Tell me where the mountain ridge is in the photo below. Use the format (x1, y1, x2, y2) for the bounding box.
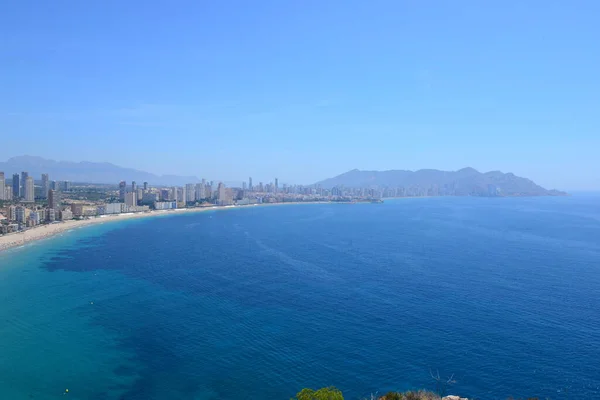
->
(315, 168, 567, 196)
(0, 155, 200, 185)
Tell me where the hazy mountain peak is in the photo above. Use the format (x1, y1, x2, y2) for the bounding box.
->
(457, 167, 479, 174)
(0, 155, 199, 185)
(315, 168, 566, 197)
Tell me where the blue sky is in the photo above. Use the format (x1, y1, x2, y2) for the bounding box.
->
(1, 1, 598, 189)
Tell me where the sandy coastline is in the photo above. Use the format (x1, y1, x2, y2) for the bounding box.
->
(0, 206, 222, 253)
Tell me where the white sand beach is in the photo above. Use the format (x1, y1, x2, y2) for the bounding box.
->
(0, 206, 217, 253)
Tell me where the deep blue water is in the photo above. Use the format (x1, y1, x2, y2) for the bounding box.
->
(1, 197, 599, 400)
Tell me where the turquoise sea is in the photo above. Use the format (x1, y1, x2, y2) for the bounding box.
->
(1, 197, 599, 399)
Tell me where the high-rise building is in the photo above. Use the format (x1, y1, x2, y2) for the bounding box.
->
(20, 172, 29, 197)
(119, 181, 127, 201)
(12, 173, 20, 198)
(185, 184, 195, 202)
(125, 192, 137, 207)
(275, 178, 279, 193)
(132, 181, 137, 193)
(7, 205, 17, 221)
(195, 183, 204, 201)
(249, 177, 253, 192)
(5, 186, 12, 200)
(24, 176, 35, 202)
(217, 182, 227, 204)
(143, 182, 148, 191)
(63, 181, 71, 191)
(142, 192, 159, 204)
(171, 187, 177, 202)
(242, 182, 247, 191)
(41, 174, 49, 199)
(180, 186, 186, 203)
(48, 189, 60, 210)
(0, 172, 5, 201)
(15, 206, 27, 224)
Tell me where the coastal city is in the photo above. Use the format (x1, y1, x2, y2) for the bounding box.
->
(0, 171, 383, 239)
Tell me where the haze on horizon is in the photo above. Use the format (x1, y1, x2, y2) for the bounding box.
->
(1, 1, 598, 191)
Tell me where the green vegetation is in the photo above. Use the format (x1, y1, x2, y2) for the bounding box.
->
(293, 387, 344, 400)
(380, 391, 439, 400)
(292, 388, 439, 400)
(293, 387, 543, 400)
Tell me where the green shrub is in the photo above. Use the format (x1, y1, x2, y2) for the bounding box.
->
(381, 392, 404, 400)
(294, 386, 344, 400)
(401, 391, 439, 400)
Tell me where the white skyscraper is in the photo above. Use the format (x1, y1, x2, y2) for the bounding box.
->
(217, 182, 228, 205)
(125, 192, 137, 207)
(0, 172, 5, 201)
(195, 183, 204, 201)
(48, 189, 60, 210)
(186, 184, 195, 202)
(24, 176, 35, 202)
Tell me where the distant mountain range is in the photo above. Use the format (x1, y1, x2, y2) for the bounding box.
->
(1, 156, 567, 196)
(315, 168, 567, 196)
(0, 156, 200, 186)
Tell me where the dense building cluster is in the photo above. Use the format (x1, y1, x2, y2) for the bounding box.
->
(0, 173, 380, 235)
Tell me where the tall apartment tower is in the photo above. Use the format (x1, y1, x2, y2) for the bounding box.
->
(185, 184, 195, 202)
(195, 183, 204, 200)
(248, 177, 253, 192)
(119, 181, 127, 201)
(217, 182, 227, 203)
(41, 174, 49, 199)
(12, 173, 20, 198)
(125, 192, 137, 207)
(48, 189, 61, 210)
(0, 172, 5, 201)
(24, 176, 35, 202)
(20, 172, 29, 197)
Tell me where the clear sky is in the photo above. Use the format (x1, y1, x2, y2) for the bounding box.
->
(1, 1, 598, 189)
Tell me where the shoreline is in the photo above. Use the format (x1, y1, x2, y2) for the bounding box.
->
(0, 201, 337, 254)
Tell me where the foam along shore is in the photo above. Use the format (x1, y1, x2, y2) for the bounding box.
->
(0, 206, 219, 253)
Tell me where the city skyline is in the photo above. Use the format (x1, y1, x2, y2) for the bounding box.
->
(0, 154, 584, 192)
(2, 2, 599, 190)
(0, 167, 385, 235)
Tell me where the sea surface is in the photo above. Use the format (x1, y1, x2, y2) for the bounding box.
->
(1, 197, 599, 400)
